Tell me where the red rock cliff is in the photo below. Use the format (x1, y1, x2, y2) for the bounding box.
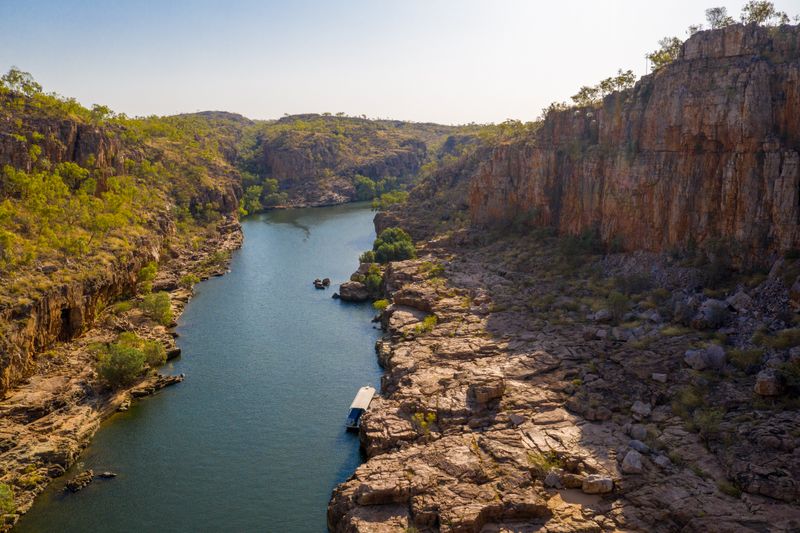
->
(469, 24, 800, 256)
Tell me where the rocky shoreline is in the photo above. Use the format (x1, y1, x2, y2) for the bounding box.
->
(0, 219, 242, 530)
(328, 229, 800, 532)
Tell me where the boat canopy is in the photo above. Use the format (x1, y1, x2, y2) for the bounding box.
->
(349, 386, 376, 410)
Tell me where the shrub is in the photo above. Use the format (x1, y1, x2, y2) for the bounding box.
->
(373, 299, 389, 312)
(607, 291, 629, 323)
(370, 227, 415, 263)
(778, 358, 800, 395)
(765, 329, 800, 350)
(729, 348, 764, 373)
(359, 250, 376, 264)
(414, 315, 438, 335)
(0, 483, 13, 514)
(179, 273, 200, 289)
(96, 344, 146, 388)
(111, 300, 133, 314)
(420, 261, 445, 278)
(526, 451, 565, 477)
(364, 264, 383, 295)
(671, 385, 703, 420)
(137, 261, 157, 294)
(141, 291, 173, 326)
(116, 332, 166, 368)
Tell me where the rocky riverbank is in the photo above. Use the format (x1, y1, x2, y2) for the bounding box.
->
(0, 219, 242, 530)
(329, 228, 800, 532)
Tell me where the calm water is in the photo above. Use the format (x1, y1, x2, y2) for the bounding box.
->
(17, 203, 381, 532)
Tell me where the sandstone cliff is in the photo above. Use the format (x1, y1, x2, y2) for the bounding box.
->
(468, 24, 800, 257)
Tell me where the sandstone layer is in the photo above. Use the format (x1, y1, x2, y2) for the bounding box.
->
(468, 24, 800, 257)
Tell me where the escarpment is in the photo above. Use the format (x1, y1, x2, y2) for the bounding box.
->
(0, 108, 242, 394)
(468, 24, 800, 257)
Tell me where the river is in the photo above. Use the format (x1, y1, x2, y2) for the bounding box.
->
(16, 203, 381, 532)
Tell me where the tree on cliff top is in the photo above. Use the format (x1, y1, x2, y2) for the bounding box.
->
(740, 1, 790, 25)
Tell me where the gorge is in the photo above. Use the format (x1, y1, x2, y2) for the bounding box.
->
(0, 16, 799, 533)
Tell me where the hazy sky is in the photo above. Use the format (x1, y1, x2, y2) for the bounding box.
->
(1, 1, 797, 124)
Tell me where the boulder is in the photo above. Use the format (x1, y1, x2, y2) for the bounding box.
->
(692, 299, 729, 329)
(622, 450, 644, 474)
(339, 281, 370, 302)
(469, 377, 505, 404)
(629, 440, 650, 454)
(684, 345, 726, 370)
(582, 474, 613, 494)
(544, 470, 562, 488)
(631, 400, 651, 419)
(651, 372, 668, 383)
(726, 291, 753, 312)
(754, 369, 783, 396)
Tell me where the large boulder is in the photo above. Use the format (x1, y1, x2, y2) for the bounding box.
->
(338, 281, 370, 302)
(754, 369, 783, 396)
(582, 474, 613, 494)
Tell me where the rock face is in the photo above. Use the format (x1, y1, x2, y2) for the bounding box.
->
(468, 24, 800, 257)
(339, 281, 371, 302)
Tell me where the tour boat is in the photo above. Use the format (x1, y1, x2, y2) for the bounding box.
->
(345, 385, 376, 430)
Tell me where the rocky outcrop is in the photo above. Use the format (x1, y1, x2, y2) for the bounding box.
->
(329, 240, 800, 532)
(468, 24, 800, 258)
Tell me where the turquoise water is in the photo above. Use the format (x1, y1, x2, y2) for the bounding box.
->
(16, 203, 381, 532)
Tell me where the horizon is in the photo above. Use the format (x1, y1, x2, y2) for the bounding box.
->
(1, 0, 798, 125)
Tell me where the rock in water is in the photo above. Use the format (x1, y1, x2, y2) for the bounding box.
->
(65, 470, 93, 492)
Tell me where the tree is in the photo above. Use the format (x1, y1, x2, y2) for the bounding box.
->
(740, 1, 789, 25)
(571, 69, 636, 106)
(706, 7, 735, 29)
(353, 174, 377, 200)
(647, 37, 683, 71)
(96, 344, 146, 387)
(0, 67, 42, 96)
(241, 185, 263, 214)
(370, 227, 416, 263)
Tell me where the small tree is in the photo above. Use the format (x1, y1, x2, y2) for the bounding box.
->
(141, 291, 173, 326)
(0, 67, 42, 96)
(740, 1, 789, 25)
(647, 37, 683, 71)
(706, 7, 735, 29)
(137, 262, 157, 294)
(97, 344, 146, 388)
(0, 483, 14, 514)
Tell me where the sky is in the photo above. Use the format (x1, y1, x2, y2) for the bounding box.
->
(1, 0, 798, 124)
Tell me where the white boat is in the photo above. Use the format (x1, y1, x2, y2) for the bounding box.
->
(345, 385, 376, 430)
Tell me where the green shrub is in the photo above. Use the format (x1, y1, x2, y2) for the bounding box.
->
(526, 451, 565, 477)
(0, 483, 13, 514)
(414, 315, 438, 335)
(111, 300, 133, 314)
(116, 332, 166, 367)
(359, 250, 376, 263)
(672, 385, 703, 420)
(373, 299, 389, 311)
(369, 228, 416, 263)
(364, 264, 383, 295)
(729, 348, 764, 373)
(420, 261, 445, 278)
(179, 273, 200, 289)
(137, 261, 157, 294)
(607, 291, 629, 323)
(141, 291, 173, 326)
(96, 344, 146, 388)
